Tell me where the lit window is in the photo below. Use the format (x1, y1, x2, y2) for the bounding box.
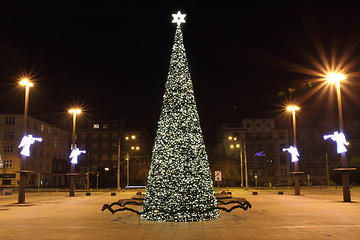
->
(41, 124, 44, 131)
(93, 124, 100, 129)
(103, 124, 109, 129)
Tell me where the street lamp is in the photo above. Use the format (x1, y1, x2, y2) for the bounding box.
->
(68, 108, 81, 196)
(230, 139, 243, 187)
(18, 78, 34, 203)
(125, 135, 139, 187)
(286, 105, 301, 195)
(326, 72, 352, 202)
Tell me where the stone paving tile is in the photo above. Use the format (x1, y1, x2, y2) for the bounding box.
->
(1, 187, 360, 239)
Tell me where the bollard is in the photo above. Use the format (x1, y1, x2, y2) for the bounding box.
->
(252, 192, 258, 195)
(86, 192, 91, 196)
(111, 192, 116, 196)
(278, 191, 284, 195)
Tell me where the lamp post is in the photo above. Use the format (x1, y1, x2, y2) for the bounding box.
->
(326, 73, 351, 202)
(287, 105, 301, 195)
(18, 78, 33, 203)
(68, 108, 81, 196)
(230, 139, 243, 187)
(117, 137, 121, 192)
(125, 135, 139, 187)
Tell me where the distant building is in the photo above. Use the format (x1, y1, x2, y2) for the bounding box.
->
(76, 120, 152, 187)
(215, 119, 291, 186)
(0, 114, 71, 188)
(215, 118, 360, 187)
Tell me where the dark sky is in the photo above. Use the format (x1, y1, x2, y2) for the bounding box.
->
(1, 1, 360, 149)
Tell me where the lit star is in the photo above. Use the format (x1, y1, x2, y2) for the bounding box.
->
(172, 11, 186, 26)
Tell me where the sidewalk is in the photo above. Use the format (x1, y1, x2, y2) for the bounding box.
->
(0, 187, 359, 240)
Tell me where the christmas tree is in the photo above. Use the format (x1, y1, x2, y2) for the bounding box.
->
(142, 11, 219, 222)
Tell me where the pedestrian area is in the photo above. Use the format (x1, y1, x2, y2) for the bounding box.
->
(0, 187, 359, 240)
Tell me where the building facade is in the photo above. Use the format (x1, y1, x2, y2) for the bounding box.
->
(0, 114, 71, 188)
(215, 119, 291, 187)
(76, 120, 152, 188)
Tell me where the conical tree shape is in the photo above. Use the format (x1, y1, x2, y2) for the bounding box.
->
(142, 25, 219, 222)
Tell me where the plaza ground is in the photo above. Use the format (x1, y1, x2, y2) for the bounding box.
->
(0, 186, 359, 240)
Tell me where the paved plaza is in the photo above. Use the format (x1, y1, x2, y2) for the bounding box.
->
(0, 187, 359, 240)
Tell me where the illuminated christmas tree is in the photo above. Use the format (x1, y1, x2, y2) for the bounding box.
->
(142, 11, 219, 222)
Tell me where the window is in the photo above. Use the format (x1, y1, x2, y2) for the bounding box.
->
(40, 150, 43, 157)
(33, 122, 37, 130)
(93, 124, 100, 129)
(92, 134, 98, 140)
(101, 154, 108, 161)
(103, 124, 109, 129)
(54, 129, 57, 136)
(266, 122, 272, 128)
(233, 132, 239, 137)
(256, 144, 263, 152)
(279, 132, 285, 140)
(256, 122, 261, 128)
(266, 144, 273, 152)
(5, 117, 15, 125)
(256, 133, 262, 139)
(54, 153, 57, 158)
(54, 141, 58, 147)
(46, 163, 49, 170)
(268, 169, 274, 177)
(111, 143, 118, 150)
(112, 133, 118, 139)
(280, 156, 287, 165)
(1, 160, 13, 168)
(5, 131, 14, 140)
(4, 146, 13, 154)
(47, 151, 50, 158)
(307, 131, 314, 140)
(281, 169, 288, 177)
(41, 124, 44, 132)
(101, 143, 108, 150)
(266, 132, 273, 139)
(102, 134, 108, 140)
(48, 127, 51, 134)
(245, 132, 252, 139)
(245, 122, 251, 128)
(39, 162, 43, 170)
(91, 143, 98, 150)
(111, 154, 117, 161)
(279, 144, 286, 151)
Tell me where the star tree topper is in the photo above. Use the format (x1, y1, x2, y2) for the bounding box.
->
(172, 11, 186, 26)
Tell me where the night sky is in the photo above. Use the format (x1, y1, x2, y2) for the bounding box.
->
(1, 1, 360, 149)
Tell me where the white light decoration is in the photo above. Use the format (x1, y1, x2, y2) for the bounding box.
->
(69, 148, 86, 164)
(323, 131, 349, 153)
(283, 146, 299, 162)
(18, 135, 43, 157)
(142, 12, 219, 222)
(172, 11, 186, 26)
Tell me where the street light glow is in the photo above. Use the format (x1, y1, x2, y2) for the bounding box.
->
(286, 105, 300, 112)
(68, 108, 81, 114)
(326, 73, 347, 84)
(19, 78, 34, 87)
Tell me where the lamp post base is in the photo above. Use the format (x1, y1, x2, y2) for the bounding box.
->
(15, 170, 33, 204)
(291, 171, 304, 196)
(66, 173, 78, 197)
(334, 168, 357, 202)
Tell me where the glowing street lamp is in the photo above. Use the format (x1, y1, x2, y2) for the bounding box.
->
(325, 72, 352, 202)
(229, 137, 244, 188)
(125, 135, 139, 186)
(286, 105, 301, 195)
(68, 108, 81, 197)
(18, 78, 34, 204)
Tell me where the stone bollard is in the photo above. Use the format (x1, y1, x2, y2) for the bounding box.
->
(278, 191, 284, 195)
(252, 192, 258, 195)
(86, 192, 91, 196)
(111, 192, 116, 196)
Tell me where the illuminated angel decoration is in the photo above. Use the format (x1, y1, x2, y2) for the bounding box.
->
(69, 148, 86, 164)
(18, 135, 43, 157)
(323, 131, 349, 154)
(283, 146, 300, 162)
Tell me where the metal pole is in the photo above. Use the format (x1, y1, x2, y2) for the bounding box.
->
(69, 112, 76, 196)
(243, 139, 249, 190)
(325, 153, 330, 186)
(18, 83, 30, 204)
(96, 173, 99, 189)
(126, 152, 129, 187)
(336, 81, 351, 202)
(240, 149, 243, 188)
(117, 137, 121, 192)
(292, 109, 300, 195)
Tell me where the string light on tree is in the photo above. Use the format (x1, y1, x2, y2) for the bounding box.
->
(142, 12, 219, 222)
